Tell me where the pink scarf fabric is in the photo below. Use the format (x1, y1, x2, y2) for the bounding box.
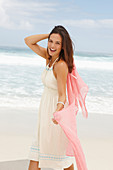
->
(53, 59, 89, 170)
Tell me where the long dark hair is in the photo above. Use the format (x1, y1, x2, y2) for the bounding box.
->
(47, 25, 74, 73)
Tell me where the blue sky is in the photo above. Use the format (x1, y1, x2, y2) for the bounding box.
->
(0, 0, 113, 53)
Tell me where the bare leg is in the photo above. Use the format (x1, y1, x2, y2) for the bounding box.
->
(64, 163, 74, 170)
(28, 160, 41, 170)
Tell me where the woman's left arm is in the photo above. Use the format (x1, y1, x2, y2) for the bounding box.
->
(52, 61, 68, 124)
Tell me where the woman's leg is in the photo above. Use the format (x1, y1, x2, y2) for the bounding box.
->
(64, 163, 74, 170)
(28, 160, 41, 170)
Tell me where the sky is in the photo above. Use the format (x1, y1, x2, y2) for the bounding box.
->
(0, 0, 113, 53)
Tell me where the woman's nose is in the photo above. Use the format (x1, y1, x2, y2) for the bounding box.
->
(51, 43, 55, 48)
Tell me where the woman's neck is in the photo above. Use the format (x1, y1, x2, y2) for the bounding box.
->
(51, 56, 59, 63)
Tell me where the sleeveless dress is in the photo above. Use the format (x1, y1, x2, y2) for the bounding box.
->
(28, 58, 75, 169)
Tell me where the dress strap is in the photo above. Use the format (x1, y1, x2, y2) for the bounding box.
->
(46, 57, 59, 70)
(51, 57, 59, 68)
(47, 59, 51, 66)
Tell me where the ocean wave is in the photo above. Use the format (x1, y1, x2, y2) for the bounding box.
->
(0, 95, 113, 115)
(0, 54, 113, 70)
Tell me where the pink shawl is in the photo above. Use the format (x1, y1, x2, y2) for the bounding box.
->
(53, 59, 89, 170)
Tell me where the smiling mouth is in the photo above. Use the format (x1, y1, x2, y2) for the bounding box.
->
(50, 48, 56, 52)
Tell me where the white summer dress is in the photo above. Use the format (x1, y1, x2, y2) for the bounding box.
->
(28, 57, 75, 170)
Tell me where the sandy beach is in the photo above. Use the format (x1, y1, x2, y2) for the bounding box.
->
(0, 107, 113, 170)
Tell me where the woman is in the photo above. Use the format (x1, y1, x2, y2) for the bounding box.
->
(24, 25, 75, 170)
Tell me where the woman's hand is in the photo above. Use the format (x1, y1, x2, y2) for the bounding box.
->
(52, 118, 58, 125)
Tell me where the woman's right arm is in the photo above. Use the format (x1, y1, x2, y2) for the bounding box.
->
(24, 34, 49, 59)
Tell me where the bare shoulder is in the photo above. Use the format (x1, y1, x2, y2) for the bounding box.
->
(54, 60, 68, 74)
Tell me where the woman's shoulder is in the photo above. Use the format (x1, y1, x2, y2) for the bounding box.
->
(54, 59, 68, 73)
(58, 59, 68, 67)
(56, 58, 66, 65)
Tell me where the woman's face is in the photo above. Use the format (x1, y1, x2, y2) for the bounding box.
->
(47, 33, 62, 58)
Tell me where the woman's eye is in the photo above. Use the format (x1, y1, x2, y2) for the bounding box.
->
(49, 40, 52, 42)
(56, 42, 60, 45)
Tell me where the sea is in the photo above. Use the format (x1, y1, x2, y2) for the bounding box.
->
(0, 46, 113, 115)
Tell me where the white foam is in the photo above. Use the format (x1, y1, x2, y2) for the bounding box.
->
(0, 54, 113, 70)
(0, 54, 45, 66)
(0, 95, 113, 115)
(74, 59, 113, 70)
